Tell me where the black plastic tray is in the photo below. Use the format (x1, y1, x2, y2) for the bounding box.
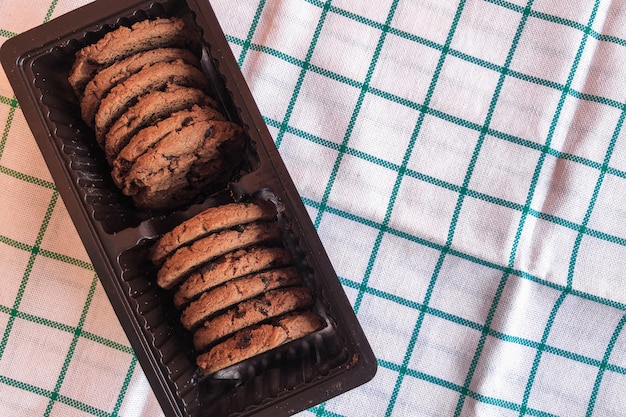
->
(0, 1, 376, 416)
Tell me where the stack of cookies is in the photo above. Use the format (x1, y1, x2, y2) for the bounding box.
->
(149, 200, 325, 375)
(68, 17, 245, 210)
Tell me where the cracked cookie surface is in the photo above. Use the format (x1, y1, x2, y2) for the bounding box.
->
(196, 311, 325, 375)
(173, 246, 293, 308)
(156, 221, 283, 290)
(69, 18, 199, 96)
(192, 286, 314, 349)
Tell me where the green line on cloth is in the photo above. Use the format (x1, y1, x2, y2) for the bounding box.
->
(300, 194, 626, 312)
(0, 300, 132, 355)
(245, 31, 626, 243)
(310, 404, 345, 417)
(314, 401, 328, 416)
(453, 1, 600, 415)
(55, 395, 111, 417)
(313, 1, 397, 415)
(451, 2, 534, 414)
(0, 304, 72, 334)
(221, 4, 626, 412)
(586, 312, 626, 416)
(0, 191, 58, 359)
(378, 359, 560, 417)
(274, 0, 332, 150)
(486, 0, 626, 48)
(395, 0, 532, 411)
(313, 0, 395, 230)
(0, 233, 93, 271)
(111, 355, 138, 416)
(303, 192, 626, 311)
(56, 395, 110, 417)
(339, 273, 626, 375)
(230, 32, 626, 176)
(79, 331, 133, 355)
(43, 0, 58, 23)
(263, 89, 626, 213)
(316, 0, 626, 111)
(0, 165, 57, 189)
(2, 302, 130, 355)
(451, 6, 535, 416)
(0, 374, 52, 399)
(226, 6, 626, 113)
(38, 247, 94, 271)
(0, 284, 133, 415)
(44, 274, 99, 416)
(569, 101, 625, 289)
(317, 0, 400, 324)
(0, 29, 17, 38)
(383, 1, 467, 416)
(344, 0, 400, 314)
(237, 0, 267, 67)
(0, 374, 112, 417)
(0, 234, 32, 252)
(518, 290, 568, 417)
(521, 29, 620, 415)
(0, 95, 19, 106)
(0, 97, 18, 161)
(340, 270, 626, 375)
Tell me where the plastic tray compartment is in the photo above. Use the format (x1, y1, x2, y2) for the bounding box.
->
(0, 0, 376, 416)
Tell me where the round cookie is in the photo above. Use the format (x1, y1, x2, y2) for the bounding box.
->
(150, 200, 277, 265)
(121, 117, 238, 181)
(80, 47, 201, 128)
(111, 104, 225, 189)
(173, 246, 293, 308)
(156, 221, 283, 290)
(69, 17, 200, 96)
(127, 158, 234, 210)
(181, 267, 302, 332)
(191, 286, 314, 349)
(94, 59, 209, 146)
(104, 84, 217, 163)
(196, 311, 325, 375)
(119, 118, 243, 199)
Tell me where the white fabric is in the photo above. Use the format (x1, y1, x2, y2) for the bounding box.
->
(0, 0, 625, 416)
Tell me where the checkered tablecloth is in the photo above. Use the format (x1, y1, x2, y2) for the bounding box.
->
(1, 0, 626, 416)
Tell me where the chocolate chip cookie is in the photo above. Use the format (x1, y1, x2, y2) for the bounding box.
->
(157, 221, 283, 290)
(173, 246, 294, 308)
(150, 200, 278, 264)
(192, 286, 314, 348)
(196, 311, 325, 375)
(81, 47, 201, 129)
(69, 17, 200, 96)
(181, 267, 302, 333)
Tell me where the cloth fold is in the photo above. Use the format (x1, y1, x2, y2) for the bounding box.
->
(0, 0, 625, 416)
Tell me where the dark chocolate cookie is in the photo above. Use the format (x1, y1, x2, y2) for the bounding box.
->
(181, 266, 302, 334)
(69, 18, 200, 97)
(196, 311, 325, 375)
(119, 118, 245, 209)
(156, 221, 283, 290)
(80, 47, 200, 129)
(150, 200, 277, 265)
(104, 84, 217, 163)
(191, 287, 314, 347)
(94, 59, 209, 146)
(110, 104, 225, 190)
(173, 246, 294, 308)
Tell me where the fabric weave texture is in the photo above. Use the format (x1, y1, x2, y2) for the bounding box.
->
(0, 0, 625, 416)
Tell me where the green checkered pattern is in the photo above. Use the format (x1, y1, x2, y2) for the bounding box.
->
(2, 0, 626, 416)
